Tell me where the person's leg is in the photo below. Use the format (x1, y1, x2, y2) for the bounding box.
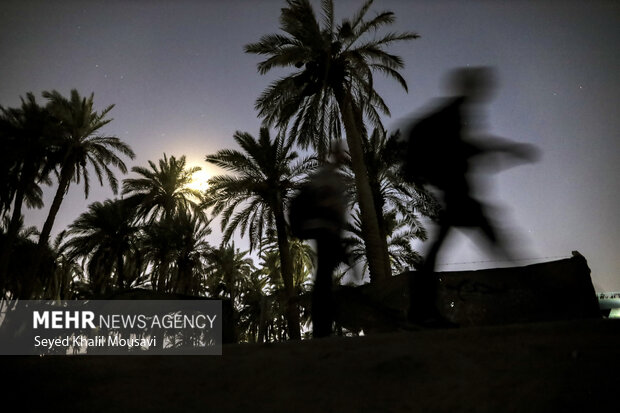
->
(476, 208, 515, 263)
(408, 221, 450, 323)
(423, 221, 450, 273)
(312, 235, 339, 338)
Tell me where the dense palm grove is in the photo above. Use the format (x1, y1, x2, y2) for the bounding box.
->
(0, 0, 438, 342)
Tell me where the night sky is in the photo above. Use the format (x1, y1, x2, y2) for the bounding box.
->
(2, 1, 618, 291)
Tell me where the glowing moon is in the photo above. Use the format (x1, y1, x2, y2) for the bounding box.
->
(186, 169, 210, 192)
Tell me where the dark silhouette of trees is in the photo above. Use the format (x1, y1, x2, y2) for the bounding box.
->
(38, 89, 135, 248)
(122, 154, 204, 223)
(204, 127, 313, 339)
(0, 217, 54, 300)
(342, 128, 439, 274)
(62, 198, 142, 295)
(204, 243, 255, 311)
(120, 154, 210, 295)
(0, 94, 57, 291)
(141, 209, 211, 295)
(345, 209, 424, 276)
(0, 94, 55, 236)
(245, 0, 419, 283)
(48, 231, 84, 300)
(60, 154, 211, 296)
(259, 236, 315, 338)
(0, 3, 451, 341)
(0, 90, 134, 300)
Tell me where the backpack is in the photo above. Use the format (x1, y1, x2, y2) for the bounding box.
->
(401, 99, 462, 188)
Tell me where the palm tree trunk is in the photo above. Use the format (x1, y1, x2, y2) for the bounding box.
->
(274, 202, 301, 340)
(7, 188, 25, 238)
(26, 165, 73, 299)
(372, 179, 392, 277)
(0, 164, 34, 285)
(0, 185, 26, 284)
(258, 294, 267, 343)
(156, 260, 169, 292)
(335, 92, 391, 283)
(116, 251, 125, 290)
(39, 164, 74, 248)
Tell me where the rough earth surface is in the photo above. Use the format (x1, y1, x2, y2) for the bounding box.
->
(4, 318, 618, 412)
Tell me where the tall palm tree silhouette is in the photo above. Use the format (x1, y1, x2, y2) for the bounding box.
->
(204, 243, 254, 308)
(0, 94, 57, 288)
(0, 93, 56, 235)
(345, 128, 439, 271)
(62, 198, 142, 294)
(245, 0, 418, 283)
(39, 89, 135, 248)
(205, 127, 313, 339)
(122, 154, 204, 223)
(123, 154, 210, 294)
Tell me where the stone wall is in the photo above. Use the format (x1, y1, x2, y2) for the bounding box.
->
(333, 251, 601, 332)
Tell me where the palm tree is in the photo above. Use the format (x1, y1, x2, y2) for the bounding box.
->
(256, 249, 289, 341)
(236, 268, 270, 343)
(260, 235, 315, 292)
(345, 209, 425, 276)
(288, 237, 316, 289)
(258, 237, 316, 339)
(122, 154, 208, 294)
(38, 89, 135, 248)
(62, 198, 142, 295)
(204, 243, 254, 307)
(122, 154, 203, 223)
(364, 128, 440, 221)
(0, 94, 57, 285)
(165, 210, 212, 296)
(0, 216, 53, 300)
(0, 224, 55, 300)
(341, 128, 439, 276)
(46, 231, 85, 300)
(1, 215, 39, 241)
(204, 127, 313, 339)
(245, 0, 418, 283)
(139, 218, 175, 293)
(0, 93, 56, 227)
(139, 210, 211, 295)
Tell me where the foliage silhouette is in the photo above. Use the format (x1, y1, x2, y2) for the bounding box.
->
(62, 198, 142, 295)
(0, 94, 58, 290)
(0, 90, 134, 300)
(342, 127, 439, 275)
(245, 0, 419, 283)
(142, 209, 212, 295)
(39, 89, 135, 248)
(205, 127, 314, 339)
(122, 153, 204, 223)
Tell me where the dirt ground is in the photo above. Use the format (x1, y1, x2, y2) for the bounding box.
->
(4, 318, 618, 412)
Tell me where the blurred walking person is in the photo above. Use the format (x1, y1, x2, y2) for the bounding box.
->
(401, 67, 540, 326)
(290, 145, 348, 337)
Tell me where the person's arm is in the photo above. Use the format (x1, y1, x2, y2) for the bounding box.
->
(473, 135, 540, 160)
